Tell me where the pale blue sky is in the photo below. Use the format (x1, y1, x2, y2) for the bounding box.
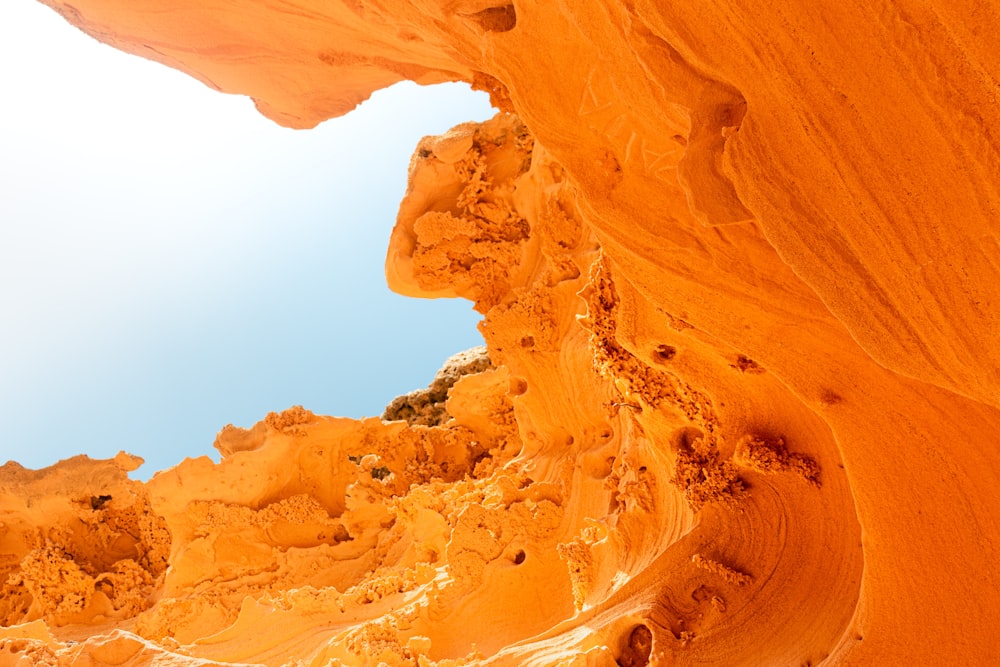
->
(0, 2, 494, 478)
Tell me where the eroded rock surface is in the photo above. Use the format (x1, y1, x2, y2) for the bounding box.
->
(4, 1, 1000, 665)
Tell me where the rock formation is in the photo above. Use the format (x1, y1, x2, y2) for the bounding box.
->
(3, 0, 999, 665)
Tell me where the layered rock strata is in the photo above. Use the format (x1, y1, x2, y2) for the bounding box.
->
(2, 1, 999, 665)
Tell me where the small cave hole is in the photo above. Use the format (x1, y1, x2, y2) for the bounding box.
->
(513, 550, 526, 565)
(90, 495, 112, 510)
(468, 4, 517, 33)
(653, 345, 676, 362)
(520, 335, 535, 348)
(672, 427, 705, 453)
(617, 624, 653, 667)
(509, 377, 528, 396)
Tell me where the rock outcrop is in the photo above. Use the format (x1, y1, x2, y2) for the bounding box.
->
(383, 347, 494, 426)
(3, 1, 999, 665)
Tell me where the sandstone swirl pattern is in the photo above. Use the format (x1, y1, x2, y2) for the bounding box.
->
(2, 1, 999, 665)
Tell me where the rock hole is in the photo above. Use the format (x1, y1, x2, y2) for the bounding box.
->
(509, 377, 528, 396)
(672, 427, 705, 453)
(468, 4, 516, 32)
(653, 345, 676, 362)
(513, 550, 526, 565)
(90, 495, 112, 510)
(617, 624, 652, 667)
(520, 335, 535, 348)
(732, 355, 764, 373)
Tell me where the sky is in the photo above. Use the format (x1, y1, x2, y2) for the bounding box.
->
(0, 1, 496, 479)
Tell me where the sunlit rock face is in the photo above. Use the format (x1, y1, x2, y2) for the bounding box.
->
(3, 0, 999, 664)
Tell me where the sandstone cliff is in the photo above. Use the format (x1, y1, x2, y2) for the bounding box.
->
(2, 1, 999, 665)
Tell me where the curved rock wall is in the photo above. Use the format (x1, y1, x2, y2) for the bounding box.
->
(3, 1, 999, 664)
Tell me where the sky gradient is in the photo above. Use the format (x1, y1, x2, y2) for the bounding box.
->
(0, 1, 496, 478)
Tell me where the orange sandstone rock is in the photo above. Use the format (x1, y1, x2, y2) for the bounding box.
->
(4, 0, 1000, 665)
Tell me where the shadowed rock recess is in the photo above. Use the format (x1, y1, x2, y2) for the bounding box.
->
(3, 1, 999, 664)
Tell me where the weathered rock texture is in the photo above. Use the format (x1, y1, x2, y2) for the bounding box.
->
(383, 347, 494, 426)
(3, 0, 999, 665)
